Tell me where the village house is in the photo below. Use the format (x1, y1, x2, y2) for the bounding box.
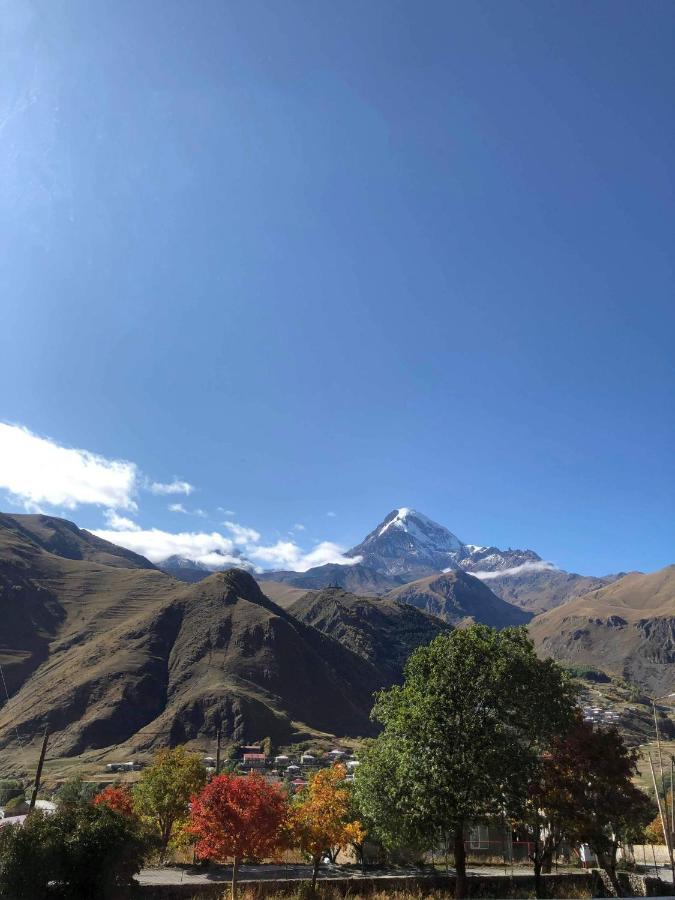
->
(241, 752, 267, 770)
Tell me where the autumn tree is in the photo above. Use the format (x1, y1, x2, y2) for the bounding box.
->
(133, 747, 206, 856)
(645, 792, 672, 843)
(355, 626, 577, 899)
(93, 785, 135, 818)
(289, 764, 364, 892)
(190, 773, 288, 899)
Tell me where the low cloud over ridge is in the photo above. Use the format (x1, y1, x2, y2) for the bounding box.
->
(471, 560, 558, 580)
(1, 421, 363, 575)
(93, 525, 359, 573)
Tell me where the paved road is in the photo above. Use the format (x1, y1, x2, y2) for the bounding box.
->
(137, 862, 581, 887)
(138, 861, 675, 888)
(138, 863, 419, 886)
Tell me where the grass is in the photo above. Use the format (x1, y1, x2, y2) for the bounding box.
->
(184, 884, 596, 900)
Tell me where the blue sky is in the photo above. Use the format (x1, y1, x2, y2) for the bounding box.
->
(1, 0, 673, 576)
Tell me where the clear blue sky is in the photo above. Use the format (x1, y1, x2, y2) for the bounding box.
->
(1, 0, 673, 576)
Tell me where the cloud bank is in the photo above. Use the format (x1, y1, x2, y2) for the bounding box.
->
(92, 525, 358, 573)
(0, 423, 138, 510)
(471, 560, 558, 580)
(1, 421, 357, 575)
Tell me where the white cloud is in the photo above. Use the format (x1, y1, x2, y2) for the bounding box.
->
(247, 540, 360, 573)
(94, 521, 359, 574)
(223, 521, 261, 544)
(0, 422, 138, 511)
(169, 503, 208, 518)
(149, 480, 194, 496)
(92, 527, 242, 568)
(217, 507, 236, 516)
(103, 509, 140, 531)
(326, 511, 337, 518)
(471, 561, 558, 580)
(293, 523, 306, 531)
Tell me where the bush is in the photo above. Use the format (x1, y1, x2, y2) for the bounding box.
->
(57, 803, 146, 898)
(2, 794, 28, 815)
(0, 780, 24, 807)
(0, 811, 59, 898)
(566, 665, 610, 683)
(0, 802, 147, 899)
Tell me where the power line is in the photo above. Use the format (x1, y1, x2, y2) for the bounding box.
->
(0, 661, 28, 753)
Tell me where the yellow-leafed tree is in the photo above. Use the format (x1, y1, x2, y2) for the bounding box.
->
(288, 764, 364, 891)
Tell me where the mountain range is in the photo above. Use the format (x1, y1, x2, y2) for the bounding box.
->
(256, 508, 619, 615)
(0, 508, 672, 777)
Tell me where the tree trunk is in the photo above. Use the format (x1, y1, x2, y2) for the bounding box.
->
(597, 850, 623, 898)
(541, 844, 553, 875)
(530, 831, 543, 899)
(231, 855, 240, 900)
(311, 855, 321, 894)
(454, 822, 467, 899)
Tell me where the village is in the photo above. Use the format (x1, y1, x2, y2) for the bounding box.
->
(101, 744, 361, 795)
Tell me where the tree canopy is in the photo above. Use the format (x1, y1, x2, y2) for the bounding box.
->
(289, 763, 364, 890)
(190, 773, 288, 898)
(133, 746, 206, 853)
(355, 625, 577, 897)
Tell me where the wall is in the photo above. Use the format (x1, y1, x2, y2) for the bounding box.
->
(136, 871, 675, 900)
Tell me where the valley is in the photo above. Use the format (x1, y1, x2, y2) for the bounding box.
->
(0, 508, 672, 784)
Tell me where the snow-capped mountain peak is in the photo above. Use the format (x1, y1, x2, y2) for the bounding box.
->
(347, 508, 465, 578)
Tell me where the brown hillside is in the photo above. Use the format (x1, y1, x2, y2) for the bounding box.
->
(385, 570, 531, 628)
(287, 587, 449, 680)
(257, 581, 314, 608)
(0, 513, 156, 570)
(0, 516, 404, 775)
(483, 568, 613, 614)
(529, 566, 675, 694)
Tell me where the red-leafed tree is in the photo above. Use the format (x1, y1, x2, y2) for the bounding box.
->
(93, 785, 135, 818)
(189, 773, 289, 899)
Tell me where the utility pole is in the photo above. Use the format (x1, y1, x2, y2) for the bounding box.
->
(28, 728, 49, 813)
(653, 700, 666, 793)
(649, 753, 675, 887)
(216, 725, 222, 776)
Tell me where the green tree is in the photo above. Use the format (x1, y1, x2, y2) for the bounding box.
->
(355, 625, 577, 898)
(0, 811, 59, 898)
(0, 803, 146, 899)
(133, 746, 206, 855)
(56, 777, 98, 808)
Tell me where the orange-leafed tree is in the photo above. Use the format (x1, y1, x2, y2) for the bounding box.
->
(288, 764, 365, 892)
(93, 785, 135, 818)
(189, 773, 288, 899)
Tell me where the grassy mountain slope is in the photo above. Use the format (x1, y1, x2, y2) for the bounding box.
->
(287, 587, 449, 681)
(483, 569, 613, 614)
(0, 513, 156, 570)
(0, 516, 419, 774)
(529, 566, 675, 694)
(257, 563, 401, 594)
(385, 570, 532, 628)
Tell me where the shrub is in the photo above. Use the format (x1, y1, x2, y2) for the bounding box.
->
(0, 811, 59, 898)
(57, 802, 146, 899)
(0, 802, 147, 899)
(2, 794, 28, 815)
(0, 779, 24, 807)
